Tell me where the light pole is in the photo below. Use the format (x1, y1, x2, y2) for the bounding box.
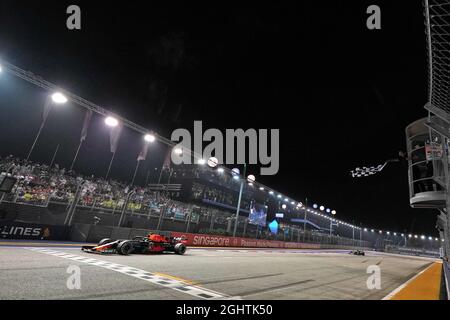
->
(64, 180, 85, 226)
(118, 190, 136, 227)
(157, 147, 181, 185)
(70, 110, 93, 171)
(329, 209, 337, 236)
(131, 133, 155, 185)
(105, 116, 120, 180)
(233, 164, 251, 238)
(359, 223, 363, 247)
(352, 220, 355, 243)
(49, 144, 60, 168)
(130, 163, 140, 185)
(303, 198, 308, 241)
(27, 92, 67, 161)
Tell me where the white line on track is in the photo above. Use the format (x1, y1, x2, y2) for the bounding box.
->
(25, 247, 235, 300)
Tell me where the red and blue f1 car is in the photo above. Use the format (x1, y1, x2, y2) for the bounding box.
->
(81, 233, 187, 255)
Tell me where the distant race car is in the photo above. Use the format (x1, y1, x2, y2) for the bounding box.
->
(349, 250, 365, 256)
(81, 233, 187, 255)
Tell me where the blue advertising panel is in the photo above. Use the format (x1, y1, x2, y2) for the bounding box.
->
(249, 202, 268, 227)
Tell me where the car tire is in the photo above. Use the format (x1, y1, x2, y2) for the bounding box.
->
(117, 240, 133, 255)
(174, 243, 186, 255)
(98, 238, 113, 246)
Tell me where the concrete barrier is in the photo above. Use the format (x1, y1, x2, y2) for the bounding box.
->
(69, 223, 91, 242)
(444, 262, 450, 300)
(129, 228, 152, 239)
(86, 226, 114, 243)
(111, 227, 131, 240)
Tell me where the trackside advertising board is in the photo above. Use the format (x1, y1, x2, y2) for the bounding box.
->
(0, 221, 68, 240)
(170, 232, 320, 249)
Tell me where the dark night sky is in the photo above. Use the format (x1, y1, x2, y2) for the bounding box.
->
(0, 1, 437, 235)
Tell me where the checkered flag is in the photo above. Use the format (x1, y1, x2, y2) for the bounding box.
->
(350, 164, 384, 177)
(350, 159, 399, 178)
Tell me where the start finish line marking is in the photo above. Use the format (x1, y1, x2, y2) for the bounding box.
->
(25, 247, 233, 300)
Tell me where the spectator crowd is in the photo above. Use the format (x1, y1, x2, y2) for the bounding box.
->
(0, 155, 344, 240)
(0, 155, 241, 226)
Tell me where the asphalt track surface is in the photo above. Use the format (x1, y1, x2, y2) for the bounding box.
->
(0, 244, 436, 300)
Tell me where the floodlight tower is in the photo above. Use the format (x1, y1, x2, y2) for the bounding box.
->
(26, 92, 68, 160)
